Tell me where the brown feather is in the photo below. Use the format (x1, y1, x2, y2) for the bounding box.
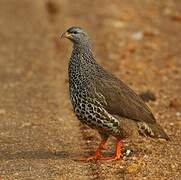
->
(93, 65, 156, 124)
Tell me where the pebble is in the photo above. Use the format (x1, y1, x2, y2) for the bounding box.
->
(21, 122, 32, 128)
(176, 112, 181, 117)
(123, 149, 133, 157)
(127, 163, 139, 173)
(104, 19, 126, 28)
(169, 98, 181, 109)
(111, 20, 126, 28)
(0, 109, 6, 115)
(169, 123, 174, 126)
(131, 31, 143, 41)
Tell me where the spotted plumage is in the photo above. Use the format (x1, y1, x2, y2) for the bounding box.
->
(61, 26, 170, 161)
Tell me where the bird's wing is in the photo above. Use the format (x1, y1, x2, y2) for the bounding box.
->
(93, 68, 156, 124)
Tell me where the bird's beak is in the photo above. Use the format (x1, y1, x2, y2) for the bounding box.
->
(61, 31, 72, 39)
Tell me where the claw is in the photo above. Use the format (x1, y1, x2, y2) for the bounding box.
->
(99, 155, 121, 161)
(99, 140, 123, 161)
(79, 139, 123, 161)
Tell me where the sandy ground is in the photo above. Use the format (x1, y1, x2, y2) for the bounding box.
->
(0, 0, 180, 179)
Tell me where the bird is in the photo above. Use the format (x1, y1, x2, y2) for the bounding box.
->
(61, 26, 170, 161)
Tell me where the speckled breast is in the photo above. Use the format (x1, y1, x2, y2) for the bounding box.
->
(70, 86, 121, 137)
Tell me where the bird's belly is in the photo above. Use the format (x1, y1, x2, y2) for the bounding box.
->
(71, 94, 123, 137)
(73, 100, 100, 129)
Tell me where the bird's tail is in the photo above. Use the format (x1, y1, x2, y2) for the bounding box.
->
(138, 122, 170, 141)
(149, 123, 170, 141)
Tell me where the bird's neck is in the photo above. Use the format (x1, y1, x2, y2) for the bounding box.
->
(70, 42, 96, 67)
(68, 42, 97, 91)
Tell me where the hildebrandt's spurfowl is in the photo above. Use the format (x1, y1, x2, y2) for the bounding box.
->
(61, 26, 170, 161)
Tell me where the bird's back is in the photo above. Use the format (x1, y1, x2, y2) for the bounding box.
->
(93, 64, 156, 124)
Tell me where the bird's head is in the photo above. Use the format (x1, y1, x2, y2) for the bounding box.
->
(61, 26, 90, 45)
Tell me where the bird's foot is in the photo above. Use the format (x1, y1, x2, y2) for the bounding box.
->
(79, 154, 122, 161)
(99, 155, 121, 161)
(99, 139, 123, 161)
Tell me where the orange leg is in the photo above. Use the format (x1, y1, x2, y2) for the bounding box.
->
(80, 139, 108, 161)
(100, 139, 123, 161)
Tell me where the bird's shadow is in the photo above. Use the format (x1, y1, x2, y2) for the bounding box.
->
(0, 149, 74, 161)
(0, 149, 113, 162)
(0, 148, 136, 162)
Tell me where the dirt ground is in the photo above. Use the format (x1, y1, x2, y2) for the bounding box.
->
(0, 0, 180, 179)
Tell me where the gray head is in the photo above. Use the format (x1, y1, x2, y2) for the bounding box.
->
(61, 26, 90, 46)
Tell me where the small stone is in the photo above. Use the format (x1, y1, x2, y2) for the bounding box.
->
(171, 164, 176, 169)
(111, 20, 126, 28)
(126, 43, 139, 53)
(21, 122, 32, 128)
(0, 109, 6, 115)
(123, 149, 133, 157)
(127, 163, 139, 173)
(143, 154, 148, 159)
(46, 1, 60, 16)
(103, 19, 126, 28)
(169, 98, 181, 109)
(169, 123, 174, 126)
(176, 112, 181, 117)
(170, 13, 181, 22)
(143, 29, 159, 37)
(58, 117, 64, 122)
(131, 31, 143, 41)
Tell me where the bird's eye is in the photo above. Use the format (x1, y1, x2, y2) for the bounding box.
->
(72, 31, 78, 34)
